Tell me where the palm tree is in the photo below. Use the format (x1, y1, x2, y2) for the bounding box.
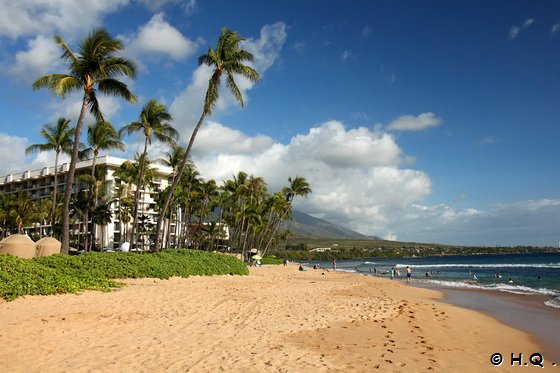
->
(154, 28, 260, 251)
(120, 99, 178, 250)
(83, 120, 124, 204)
(262, 176, 311, 255)
(91, 203, 112, 249)
(9, 191, 36, 234)
(158, 144, 186, 183)
(32, 27, 137, 254)
(25, 117, 75, 236)
(0, 194, 14, 238)
(79, 120, 124, 250)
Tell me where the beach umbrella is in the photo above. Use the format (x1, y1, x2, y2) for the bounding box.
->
(252, 255, 262, 260)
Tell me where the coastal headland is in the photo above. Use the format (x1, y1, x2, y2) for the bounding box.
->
(0, 265, 544, 372)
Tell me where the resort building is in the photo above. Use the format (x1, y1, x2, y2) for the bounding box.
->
(0, 156, 175, 250)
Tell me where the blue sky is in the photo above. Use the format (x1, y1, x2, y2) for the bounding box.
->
(0, 0, 559, 246)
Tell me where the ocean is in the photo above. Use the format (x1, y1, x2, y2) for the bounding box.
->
(315, 252, 560, 309)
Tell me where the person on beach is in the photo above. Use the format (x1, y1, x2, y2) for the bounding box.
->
(332, 260, 336, 271)
(283, 259, 288, 266)
(395, 268, 400, 277)
(406, 266, 412, 283)
(390, 268, 395, 280)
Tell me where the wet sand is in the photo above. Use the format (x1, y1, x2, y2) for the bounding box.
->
(425, 286, 560, 363)
(0, 265, 544, 372)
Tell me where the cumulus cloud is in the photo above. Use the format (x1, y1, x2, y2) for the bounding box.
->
(189, 119, 432, 240)
(385, 112, 443, 132)
(136, 0, 196, 13)
(5, 35, 63, 82)
(193, 121, 274, 157)
(45, 92, 124, 125)
(394, 200, 560, 246)
(509, 18, 535, 40)
(170, 22, 287, 136)
(122, 12, 201, 61)
(0, 133, 31, 175)
(0, 0, 128, 40)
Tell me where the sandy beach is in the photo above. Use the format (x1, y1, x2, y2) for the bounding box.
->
(0, 265, 545, 372)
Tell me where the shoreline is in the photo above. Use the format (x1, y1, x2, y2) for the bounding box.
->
(0, 265, 545, 372)
(413, 282, 560, 362)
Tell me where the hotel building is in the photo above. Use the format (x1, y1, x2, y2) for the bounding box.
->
(0, 156, 175, 249)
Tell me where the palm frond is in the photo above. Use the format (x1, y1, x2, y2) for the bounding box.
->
(97, 78, 137, 103)
(226, 74, 244, 107)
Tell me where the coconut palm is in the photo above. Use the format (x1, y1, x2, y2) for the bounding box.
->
(83, 120, 124, 204)
(32, 27, 137, 254)
(158, 144, 186, 182)
(91, 203, 112, 249)
(9, 191, 36, 234)
(120, 99, 178, 249)
(154, 28, 260, 251)
(25, 117, 75, 236)
(262, 176, 311, 255)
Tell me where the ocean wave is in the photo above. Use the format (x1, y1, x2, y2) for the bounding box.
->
(419, 279, 560, 297)
(544, 298, 560, 309)
(395, 263, 560, 269)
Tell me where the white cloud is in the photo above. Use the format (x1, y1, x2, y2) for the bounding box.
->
(394, 200, 560, 246)
(341, 50, 351, 62)
(46, 93, 123, 125)
(193, 121, 274, 157)
(385, 112, 443, 132)
(170, 22, 287, 137)
(190, 119, 431, 241)
(136, 0, 196, 13)
(477, 136, 496, 145)
(509, 18, 535, 40)
(362, 25, 373, 37)
(0, 133, 31, 175)
(509, 26, 520, 39)
(123, 12, 201, 61)
(5, 35, 63, 82)
(552, 23, 560, 36)
(523, 18, 535, 28)
(0, 0, 129, 40)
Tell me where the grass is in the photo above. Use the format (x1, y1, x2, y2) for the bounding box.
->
(0, 249, 248, 301)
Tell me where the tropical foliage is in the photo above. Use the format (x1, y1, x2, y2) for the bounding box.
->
(154, 27, 260, 251)
(11, 27, 312, 256)
(119, 99, 178, 249)
(0, 250, 248, 301)
(25, 117, 76, 234)
(32, 27, 137, 254)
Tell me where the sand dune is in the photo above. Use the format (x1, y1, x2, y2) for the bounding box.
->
(0, 265, 540, 372)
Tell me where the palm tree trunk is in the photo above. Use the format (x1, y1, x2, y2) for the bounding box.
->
(154, 110, 207, 251)
(262, 207, 291, 257)
(61, 95, 88, 254)
(130, 138, 148, 250)
(51, 151, 59, 236)
(90, 151, 98, 250)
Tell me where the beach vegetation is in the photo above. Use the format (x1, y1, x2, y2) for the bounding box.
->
(119, 99, 178, 250)
(32, 27, 137, 255)
(25, 117, 77, 235)
(0, 249, 248, 301)
(154, 27, 260, 251)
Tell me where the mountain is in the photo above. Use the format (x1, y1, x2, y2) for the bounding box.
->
(282, 210, 381, 240)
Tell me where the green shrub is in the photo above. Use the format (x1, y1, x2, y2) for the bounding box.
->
(261, 257, 284, 265)
(0, 249, 248, 301)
